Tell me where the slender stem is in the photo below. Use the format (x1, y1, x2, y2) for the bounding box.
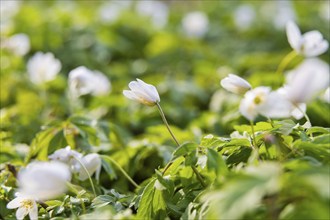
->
(105, 156, 139, 189)
(162, 161, 173, 175)
(156, 103, 180, 147)
(156, 103, 206, 187)
(191, 165, 207, 188)
(250, 121, 258, 149)
(275, 50, 298, 75)
(73, 155, 97, 197)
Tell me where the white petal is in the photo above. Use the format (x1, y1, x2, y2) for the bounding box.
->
(123, 90, 139, 101)
(291, 103, 306, 120)
(239, 96, 257, 121)
(6, 197, 23, 209)
(78, 153, 101, 181)
(304, 40, 328, 57)
(258, 92, 292, 118)
(16, 207, 28, 220)
(221, 74, 251, 95)
(286, 21, 302, 51)
(28, 202, 38, 220)
(136, 78, 160, 102)
(285, 58, 329, 103)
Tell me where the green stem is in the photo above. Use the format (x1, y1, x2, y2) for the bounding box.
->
(73, 155, 97, 197)
(156, 103, 180, 147)
(275, 50, 297, 75)
(250, 121, 258, 149)
(156, 103, 206, 187)
(191, 165, 207, 188)
(104, 156, 139, 189)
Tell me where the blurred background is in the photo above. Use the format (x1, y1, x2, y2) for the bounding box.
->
(1, 0, 329, 146)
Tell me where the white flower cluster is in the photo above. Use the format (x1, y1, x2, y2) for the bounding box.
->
(220, 21, 329, 122)
(68, 66, 111, 98)
(48, 146, 102, 181)
(6, 161, 71, 220)
(7, 147, 101, 220)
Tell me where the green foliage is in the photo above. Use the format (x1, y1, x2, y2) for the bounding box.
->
(1, 1, 329, 220)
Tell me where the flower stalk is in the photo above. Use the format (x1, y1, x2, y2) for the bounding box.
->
(275, 50, 297, 75)
(73, 155, 97, 197)
(156, 103, 206, 187)
(103, 155, 139, 189)
(156, 103, 180, 147)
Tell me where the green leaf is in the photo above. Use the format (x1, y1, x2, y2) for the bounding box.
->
(172, 142, 198, 160)
(137, 179, 156, 220)
(100, 156, 117, 180)
(275, 120, 296, 135)
(207, 148, 228, 176)
(92, 195, 115, 208)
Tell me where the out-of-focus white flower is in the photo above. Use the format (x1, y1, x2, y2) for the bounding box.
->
(220, 74, 252, 95)
(320, 2, 330, 21)
(277, 87, 306, 120)
(0, 1, 20, 21)
(49, 146, 83, 173)
(17, 161, 71, 201)
(239, 87, 291, 121)
(2, 33, 30, 56)
(323, 87, 330, 103)
(7, 193, 38, 220)
(136, 1, 168, 28)
(78, 153, 102, 181)
(27, 52, 62, 85)
(286, 21, 329, 57)
(284, 58, 330, 103)
(92, 71, 112, 96)
(68, 66, 111, 97)
(182, 11, 209, 38)
(273, 1, 295, 29)
(234, 5, 256, 31)
(123, 78, 160, 106)
(99, 1, 131, 23)
(230, 131, 250, 140)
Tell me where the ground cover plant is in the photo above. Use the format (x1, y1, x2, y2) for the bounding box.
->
(1, 1, 329, 220)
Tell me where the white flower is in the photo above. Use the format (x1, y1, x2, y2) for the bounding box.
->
(136, 1, 168, 28)
(0, 1, 20, 21)
(182, 11, 209, 38)
(7, 193, 38, 220)
(99, 1, 131, 23)
(49, 146, 83, 173)
(17, 161, 71, 201)
(277, 87, 306, 120)
(234, 5, 255, 31)
(27, 52, 62, 85)
(273, 1, 295, 29)
(123, 78, 160, 106)
(284, 58, 330, 104)
(78, 153, 102, 181)
(2, 33, 30, 56)
(286, 21, 329, 57)
(220, 74, 252, 95)
(320, 2, 330, 21)
(323, 87, 330, 103)
(239, 87, 291, 121)
(68, 66, 111, 97)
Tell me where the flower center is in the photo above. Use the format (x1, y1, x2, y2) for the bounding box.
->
(21, 200, 33, 209)
(254, 96, 263, 105)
